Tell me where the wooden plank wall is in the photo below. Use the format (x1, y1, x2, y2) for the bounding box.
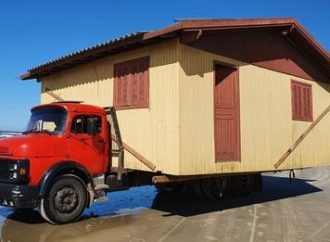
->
(41, 39, 181, 174)
(40, 38, 330, 176)
(178, 42, 330, 175)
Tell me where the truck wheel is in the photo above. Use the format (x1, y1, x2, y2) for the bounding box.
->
(39, 174, 87, 224)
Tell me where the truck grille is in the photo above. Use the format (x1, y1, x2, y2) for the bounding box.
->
(0, 160, 12, 180)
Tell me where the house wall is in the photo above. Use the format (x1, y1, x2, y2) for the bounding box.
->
(178, 42, 330, 175)
(40, 39, 181, 174)
(39, 38, 330, 176)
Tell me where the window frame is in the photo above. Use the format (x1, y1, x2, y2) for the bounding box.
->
(70, 114, 102, 136)
(26, 106, 68, 135)
(113, 56, 150, 109)
(291, 80, 313, 122)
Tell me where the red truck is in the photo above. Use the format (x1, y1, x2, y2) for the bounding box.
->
(0, 102, 261, 224)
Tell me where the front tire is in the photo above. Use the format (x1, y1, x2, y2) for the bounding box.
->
(39, 174, 87, 224)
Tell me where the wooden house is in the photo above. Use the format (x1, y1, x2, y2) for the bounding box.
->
(21, 18, 330, 176)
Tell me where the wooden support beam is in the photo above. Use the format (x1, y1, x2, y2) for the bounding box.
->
(153, 175, 196, 184)
(45, 88, 64, 101)
(274, 104, 330, 169)
(152, 174, 213, 184)
(111, 135, 156, 171)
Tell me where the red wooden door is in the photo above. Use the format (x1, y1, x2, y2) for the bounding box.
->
(214, 65, 240, 161)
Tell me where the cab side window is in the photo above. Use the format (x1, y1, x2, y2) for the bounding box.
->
(71, 115, 102, 135)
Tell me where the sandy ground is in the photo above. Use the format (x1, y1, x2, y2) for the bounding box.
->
(1, 167, 330, 242)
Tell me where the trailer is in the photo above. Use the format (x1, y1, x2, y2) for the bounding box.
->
(0, 18, 328, 224)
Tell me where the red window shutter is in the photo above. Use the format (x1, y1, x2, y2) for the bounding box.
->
(118, 69, 125, 106)
(291, 84, 298, 119)
(122, 74, 128, 106)
(291, 83, 301, 120)
(113, 69, 118, 106)
(113, 56, 149, 109)
(113, 65, 122, 107)
(130, 62, 139, 106)
(303, 87, 308, 119)
(291, 80, 312, 122)
(296, 85, 302, 117)
(138, 57, 149, 107)
(302, 86, 312, 121)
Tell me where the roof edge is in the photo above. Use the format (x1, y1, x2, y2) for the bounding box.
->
(21, 32, 146, 80)
(21, 18, 330, 81)
(144, 17, 297, 39)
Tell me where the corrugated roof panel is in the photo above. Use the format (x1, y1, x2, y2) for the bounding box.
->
(21, 18, 330, 80)
(28, 32, 146, 73)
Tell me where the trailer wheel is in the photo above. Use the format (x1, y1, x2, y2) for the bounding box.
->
(193, 180, 204, 199)
(39, 174, 87, 224)
(200, 179, 215, 200)
(198, 177, 228, 200)
(155, 183, 183, 194)
(232, 175, 252, 196)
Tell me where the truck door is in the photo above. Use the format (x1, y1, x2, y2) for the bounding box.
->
(69, 115, 106, 174)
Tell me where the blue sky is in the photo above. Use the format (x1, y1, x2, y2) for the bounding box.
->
(0, 0, 329, 131)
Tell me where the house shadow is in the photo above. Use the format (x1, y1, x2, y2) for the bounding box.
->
(1, 174, 322, 223)
(151, 175, 322, 217)
(0, 174, 323, 242)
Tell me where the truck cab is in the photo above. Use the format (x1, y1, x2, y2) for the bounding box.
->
(0, 102, 112, 224)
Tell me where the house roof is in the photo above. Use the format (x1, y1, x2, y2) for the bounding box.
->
(21, 18, 330, 80)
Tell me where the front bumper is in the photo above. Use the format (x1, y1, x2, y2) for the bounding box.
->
(0, 183, 38, 208)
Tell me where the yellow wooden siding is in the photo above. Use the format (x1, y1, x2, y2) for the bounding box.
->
(41, 39, 180, 174)
(178, 43, 330, 175)
(40, 38, 330, 176)
(291, 81, 330, 169)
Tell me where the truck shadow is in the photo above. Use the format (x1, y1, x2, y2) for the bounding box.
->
(0, 174, 323, 242)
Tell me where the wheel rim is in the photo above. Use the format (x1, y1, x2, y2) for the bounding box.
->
(54, 186, 79, 213)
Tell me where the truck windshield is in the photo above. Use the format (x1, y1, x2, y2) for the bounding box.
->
(25, 106, 67, 135)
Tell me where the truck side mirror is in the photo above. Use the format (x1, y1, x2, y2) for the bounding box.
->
(87, 117, 98, 136)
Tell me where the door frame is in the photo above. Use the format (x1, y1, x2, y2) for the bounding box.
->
(213, 61, 241, 162)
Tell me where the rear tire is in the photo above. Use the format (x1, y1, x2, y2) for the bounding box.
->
(39, 174, 87, 224)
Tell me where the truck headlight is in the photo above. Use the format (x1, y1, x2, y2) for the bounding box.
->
(12, 172, 18, 179)
(9, 160, 29, 183)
